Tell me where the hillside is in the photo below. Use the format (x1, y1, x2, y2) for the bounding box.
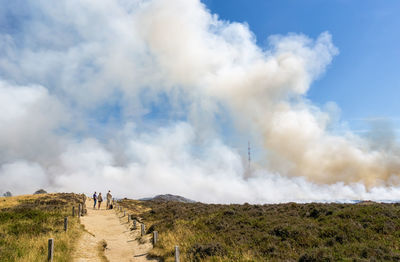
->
(0, 193, 85, 261)
(120, 199, 400, 261)
(3, 193, 400, 261)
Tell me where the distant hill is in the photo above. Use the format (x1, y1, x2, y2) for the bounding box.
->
(139, 194, 195, 203)
(33, 189, 47, 194)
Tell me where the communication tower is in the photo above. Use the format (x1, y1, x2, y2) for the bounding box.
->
(248, 141, 251, 169)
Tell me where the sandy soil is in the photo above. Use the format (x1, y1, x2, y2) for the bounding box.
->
(73, 198, 156, 262)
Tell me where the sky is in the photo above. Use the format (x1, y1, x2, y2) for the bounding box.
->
(203, 0, 400, 133)
(1, 0, 400, 203)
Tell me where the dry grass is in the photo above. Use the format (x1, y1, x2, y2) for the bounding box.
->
(0, 193, 85, 262)
(0, 194, 51, 209)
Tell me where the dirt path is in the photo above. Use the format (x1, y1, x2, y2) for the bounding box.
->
(73, 198, 156, 262)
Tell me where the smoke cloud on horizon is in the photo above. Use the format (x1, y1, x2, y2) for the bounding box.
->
(1, 0, 400, 203)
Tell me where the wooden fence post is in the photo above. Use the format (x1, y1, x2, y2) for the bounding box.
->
(78, 204, 82, 217)
(64, 217, 68, 232)
(141, 224, 145, 236)
(128, 214, 130, 223)
(175, 246, 180, 262)
(48, 238, 54, 262)
(133, 219, 137, 229)
(153, 231, 158, 246)
(72, 206, 75, 216)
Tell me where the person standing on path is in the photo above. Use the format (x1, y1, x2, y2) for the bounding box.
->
(93, 191, 97, 209)
(98, 192, 103, 209)
(106, 190, 112, 209)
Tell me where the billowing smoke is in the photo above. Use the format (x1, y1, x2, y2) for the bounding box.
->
(0, 0, 399, 203)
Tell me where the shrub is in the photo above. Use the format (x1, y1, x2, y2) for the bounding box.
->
(3, 191, 12, 197)
(120, 200, 400, 261)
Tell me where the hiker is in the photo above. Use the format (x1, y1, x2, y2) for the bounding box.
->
(106, 190, 112, 209)
(98, 192, 103, 209)
(93, 191, 97, 209)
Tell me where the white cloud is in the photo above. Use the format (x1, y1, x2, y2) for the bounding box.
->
(0, 0, 399, 202)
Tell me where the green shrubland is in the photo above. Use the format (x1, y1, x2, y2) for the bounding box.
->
(121, 200, 400, 261)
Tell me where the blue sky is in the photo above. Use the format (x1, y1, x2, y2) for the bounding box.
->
(202, 0, 400, 133)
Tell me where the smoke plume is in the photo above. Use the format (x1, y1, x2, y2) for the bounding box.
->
(0, 0, 399, 203)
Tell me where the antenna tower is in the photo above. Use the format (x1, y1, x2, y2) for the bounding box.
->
(248, 141, 251, 169)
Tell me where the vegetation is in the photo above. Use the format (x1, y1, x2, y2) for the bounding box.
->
(120, 199, 400, 261)
(3, 191, 12, 197)
(0, 193, 85, 262)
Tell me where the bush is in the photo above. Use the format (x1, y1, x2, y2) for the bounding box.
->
(2, 191, 12, 197)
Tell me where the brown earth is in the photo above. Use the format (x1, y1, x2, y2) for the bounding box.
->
(73, 198, 157, 262)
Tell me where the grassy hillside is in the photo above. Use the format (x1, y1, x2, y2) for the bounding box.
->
(120, 199, 400, 261)
(0, 193, 85, 262)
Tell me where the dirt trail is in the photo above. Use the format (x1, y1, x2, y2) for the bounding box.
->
(73, 198, 156, 262)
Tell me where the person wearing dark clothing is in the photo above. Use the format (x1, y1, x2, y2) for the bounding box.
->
(93, 192, 97, 209)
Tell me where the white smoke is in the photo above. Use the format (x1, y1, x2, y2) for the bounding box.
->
(0, 0, 399, 203)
